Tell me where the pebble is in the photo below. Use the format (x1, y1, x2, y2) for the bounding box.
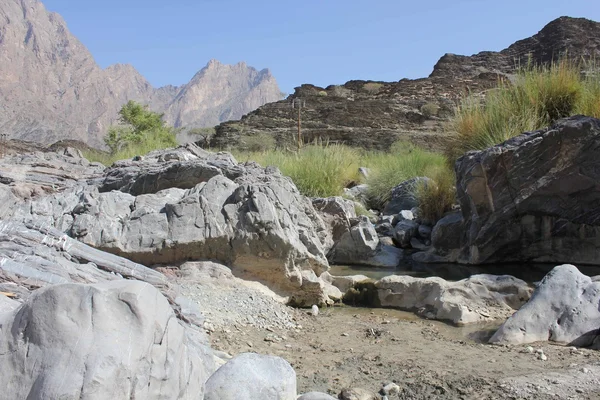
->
(581, 367, 590, 374)
(526, 346, 535, 353)
(341, 333, 349, 337)
(382, 382, 400, 396)
(539, 353, 548, 361)
(311, 305, 319, 316)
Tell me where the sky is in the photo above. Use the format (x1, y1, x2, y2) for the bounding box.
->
(42, 0, 600, 94)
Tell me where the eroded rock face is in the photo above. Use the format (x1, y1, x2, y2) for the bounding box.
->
(10, 144, 335, 306)
(204, 353, 297, 400)
(423, 116, 600, 265)
(375, 274, 532, 325)
(490, 265, 600, 348)
(0, 280, 217, 399)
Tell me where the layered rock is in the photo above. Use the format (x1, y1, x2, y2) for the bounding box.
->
(0, 0, 282, 148)
(490, 265, 600, 348)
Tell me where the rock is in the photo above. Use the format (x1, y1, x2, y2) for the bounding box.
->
(381, 382, 400, 396)
(204, 353, 297, 400)
(375, 221, 395, 237)
(417, 224, 432, 239)
(0, 280, 217, 399)
(410, 237, 429, 250)
(376, 274, 532, 325)
(339, 387, 381, 400)
(312, 304, 319, 316)
(0, 293, 20, 314)
(18, 146, 334, 306)
(298, 392, 337, 400)
(313, 196, 357, 246)
(383, 177, 430, 216)
(490, 265, 600, 348)
(344, 184, 370, 205)
(412, 211, 463, 263)
(328, 216, 402, 268)
(393, 219, 419, 248)
(321, 272, 371, 293)
(454, 116, 600, 265)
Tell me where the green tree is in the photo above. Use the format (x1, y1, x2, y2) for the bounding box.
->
(104, 100, 177, 154)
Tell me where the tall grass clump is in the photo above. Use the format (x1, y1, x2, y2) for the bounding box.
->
(446, 59, 598, 163)
(364, 142, 448, 208)
(415, 168, 456, 224)
(237, 144, 361, 198)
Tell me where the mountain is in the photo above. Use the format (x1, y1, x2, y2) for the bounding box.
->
(0, 0, 283, 148)
(211, 16, 600, 152)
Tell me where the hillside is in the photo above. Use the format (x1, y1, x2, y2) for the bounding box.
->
(0, 0, 282, 148)
(211, 16, 600, 151)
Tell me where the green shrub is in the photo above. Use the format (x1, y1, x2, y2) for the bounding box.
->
(421, 102, 440, 117)
(415, 168, 456, 224)
(364, 143, 447, 208)
(363, 82, 383, 93)
(239, 133, 277, 152)
(446, 60, 599, 163)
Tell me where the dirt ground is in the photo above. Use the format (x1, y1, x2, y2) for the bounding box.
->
(210, 305, 600, 400)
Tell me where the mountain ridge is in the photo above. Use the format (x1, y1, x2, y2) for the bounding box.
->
(0, 0, 283, 148)
(211, 16, 600, 151)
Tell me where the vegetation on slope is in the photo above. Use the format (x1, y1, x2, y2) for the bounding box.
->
(446, 60, 600, 163)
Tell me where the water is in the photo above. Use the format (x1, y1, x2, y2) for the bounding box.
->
(329, 259, 600, 283)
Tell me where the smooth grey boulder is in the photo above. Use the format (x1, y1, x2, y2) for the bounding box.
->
(382, 177, 430, 216)
(0, 280, 217, 400)
(490, 265, 600, 347)
(453, 116, 600, 265)
(376, 274, 532, 325)
(204, 353, 297, 400)
(328, 216, 402, 268)
(298, 392, 337, 400)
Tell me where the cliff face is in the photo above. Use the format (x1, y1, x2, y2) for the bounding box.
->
(212, 17, 600, 151)
(0, 0, 283, 148)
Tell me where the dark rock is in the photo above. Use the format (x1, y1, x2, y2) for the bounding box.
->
(417, 224, 433, 240)
(383, 177, 430, 216)
(393, 219, 419, 248)
(455, 116, 600, 265)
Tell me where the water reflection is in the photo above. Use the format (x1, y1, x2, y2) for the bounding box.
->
(329, 257, 600, 283)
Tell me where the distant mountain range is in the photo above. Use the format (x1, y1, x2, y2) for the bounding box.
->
(212, 16, 600, 151)
(0, 0, 283, 148)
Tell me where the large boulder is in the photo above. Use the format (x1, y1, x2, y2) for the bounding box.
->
(412, 211, 463, 263)
(454, 116, 600, 265)
(16, 145, 336, 306)
(327, 216, 403, 268)
(0, 280, 217, 399)
(382, 177, 430, 216)
(204, 353, 297, 400)
(490, 264, 600, 348)
(376, 274, 532, 325)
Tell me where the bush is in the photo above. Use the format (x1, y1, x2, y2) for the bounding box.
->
(363, 82, 383, 93)
(239, 133, 276, 152)
(421, 102, 440, 117)
(415, 168, 456, 224)
(364, 143, 447, 208)
(446, 60, 599, 163)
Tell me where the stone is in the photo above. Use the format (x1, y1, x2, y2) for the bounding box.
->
(382, 382, 400, 396)
(417, 224, 432, 239)
(454, 116, 600, 265)
(344, 184, 370, 206)
(298, 392, 337, 400)
(383, 177, 430, 216)
(328, 216, 402, 268)
(312, 304, 319, 316)
(321, 272, 371, 293)
(339, 387, 381, 400)
(490, 265, 600, 348)
(204, 353, 297, 400)
(412, 211, 463, 263)
(0, 281, 217, 399)
(393, 219, 419, 248)
(376, 274, 532, 325)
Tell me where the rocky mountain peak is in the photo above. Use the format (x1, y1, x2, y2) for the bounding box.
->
(0, 0, 283, 148)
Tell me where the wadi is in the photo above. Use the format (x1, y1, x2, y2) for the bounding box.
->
(0, 1, 599, 399)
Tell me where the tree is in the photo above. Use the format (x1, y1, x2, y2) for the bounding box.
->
(104, 101, 177, 154)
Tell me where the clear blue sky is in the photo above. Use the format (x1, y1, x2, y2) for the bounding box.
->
(42, 0, 599, 94)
